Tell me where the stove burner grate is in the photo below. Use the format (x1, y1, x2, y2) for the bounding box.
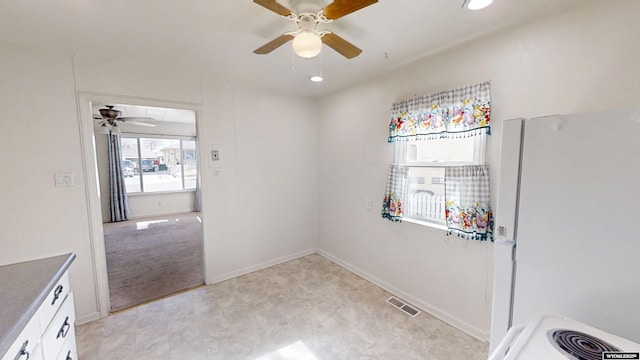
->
(548, 329, 621, 360)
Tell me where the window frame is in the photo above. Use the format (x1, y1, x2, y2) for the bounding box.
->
(121, 133, 198, 195)
(396, 135, 487, 228)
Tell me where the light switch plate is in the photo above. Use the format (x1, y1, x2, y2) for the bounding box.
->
(54, 173, 75, 187)
(208, 145, 221, 168)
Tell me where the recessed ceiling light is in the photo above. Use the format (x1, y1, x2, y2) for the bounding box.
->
(310, 75, 324, 82)
(465, 0, 493, 10)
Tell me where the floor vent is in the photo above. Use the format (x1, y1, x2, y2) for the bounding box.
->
(386, 296, 421, 317)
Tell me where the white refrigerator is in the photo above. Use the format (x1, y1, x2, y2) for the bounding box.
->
(489, 109, 640, 353)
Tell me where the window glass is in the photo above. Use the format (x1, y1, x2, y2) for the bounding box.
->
(182, 140, 197, 190)
(121, 138, 141, 193)
(120, 136, 197, 194)
(407, 137, 476, 163)
(405, 167, 446, 224)
(399, 135, 485, 226)
(140, 138, 182, 192)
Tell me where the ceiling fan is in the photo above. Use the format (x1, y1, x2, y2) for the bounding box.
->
(253, 0, 378, 59)
(93, 105, 158, 131)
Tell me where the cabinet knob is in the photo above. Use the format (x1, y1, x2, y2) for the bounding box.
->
(65, 350, 72, 360)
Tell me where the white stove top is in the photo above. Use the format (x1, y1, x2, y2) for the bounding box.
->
(499, 314, 640, 360)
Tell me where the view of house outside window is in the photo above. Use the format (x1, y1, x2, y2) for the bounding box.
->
(401, 136, 483, 226)
(121, 136, 197, 193)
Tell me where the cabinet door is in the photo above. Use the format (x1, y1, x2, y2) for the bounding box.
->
(41, 293, 75, 359)
(1, 313, 41, 360)
(39, 272, 70, 332)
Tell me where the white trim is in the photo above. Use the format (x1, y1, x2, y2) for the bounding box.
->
(77, 92, 111, 319)
(76, 311, 101, 325)
(402, 216, 448, 231)
(316, 249, 490, 342)
(208, 248, 317, 285)
(126, 189, 196, 197)
(125, 210, 199, 220)
(76, 91, 204, 319)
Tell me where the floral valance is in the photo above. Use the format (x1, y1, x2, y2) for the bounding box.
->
(388, 81, 491, 142)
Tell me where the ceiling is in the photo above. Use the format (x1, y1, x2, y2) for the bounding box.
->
(0, 0, 585, 97)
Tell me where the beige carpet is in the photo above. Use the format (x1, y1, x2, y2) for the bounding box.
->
(103, 212, 204, 312)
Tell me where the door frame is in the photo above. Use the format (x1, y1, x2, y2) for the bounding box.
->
(76, 91, 206, 318)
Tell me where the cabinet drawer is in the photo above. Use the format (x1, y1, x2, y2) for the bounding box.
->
(1, 312, 41, 360)
(38, 272, 70, 332)
(55, 328, 77, 360)
(30, 345, 43, 360)
(41, 293, 75, 359)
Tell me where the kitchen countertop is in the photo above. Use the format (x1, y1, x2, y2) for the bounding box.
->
(0, 253, 76, 356)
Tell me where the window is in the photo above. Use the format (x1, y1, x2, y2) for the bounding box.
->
(121, 136, 198, 194)
(398, 135, 486, 227)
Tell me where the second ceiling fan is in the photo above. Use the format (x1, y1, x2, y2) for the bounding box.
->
(253, 0, 378, 59)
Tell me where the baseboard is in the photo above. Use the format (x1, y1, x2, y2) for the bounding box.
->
(126, 210, 199, 220)
(208, 248, 317, 285)
(76, 311, 101, 325)
(316, 249, 489, 342)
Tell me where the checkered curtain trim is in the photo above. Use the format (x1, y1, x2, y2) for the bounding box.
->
(381, 164, 408, 222)
(445, 165, 493, 241)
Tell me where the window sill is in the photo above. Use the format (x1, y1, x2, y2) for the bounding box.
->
(402, 217, 448, 231)
(127, 189, 196, 197)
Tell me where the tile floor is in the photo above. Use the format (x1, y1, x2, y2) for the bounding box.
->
(76, 254, 489, 360)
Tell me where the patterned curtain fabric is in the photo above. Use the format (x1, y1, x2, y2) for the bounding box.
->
(107, 132, 129, 222)
(381, 164, 408, 222)
(388, 81, 491, 142)
(444, 165, 493, 241)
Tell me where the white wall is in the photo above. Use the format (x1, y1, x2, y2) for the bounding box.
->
(316, 0, 640, 340)
(198, 82, 319, 282)
(2, 0, 638, 339)
(0, 48, 98, 321)
(0, 49, 318, 323)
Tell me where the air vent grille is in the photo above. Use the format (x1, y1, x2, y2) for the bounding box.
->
(386, 296, 421, 317)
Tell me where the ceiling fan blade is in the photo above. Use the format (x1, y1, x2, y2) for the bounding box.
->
(322, 0, 378, 20)
(253, 0, 292, 17)
(254, 34, 294, 54)
(321, 32, 362, 59)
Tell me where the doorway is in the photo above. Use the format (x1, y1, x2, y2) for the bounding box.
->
(78, 94, 206, 315)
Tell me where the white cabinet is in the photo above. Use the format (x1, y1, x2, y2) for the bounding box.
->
(2, 271, 77, 360)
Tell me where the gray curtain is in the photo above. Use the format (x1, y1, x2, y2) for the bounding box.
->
(107, 132, 129, 222)
(193, 175, 201, 212)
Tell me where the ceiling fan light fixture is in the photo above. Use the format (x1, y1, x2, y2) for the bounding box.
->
(292, 31, 322, 59)
(465, 0, 493, 10)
